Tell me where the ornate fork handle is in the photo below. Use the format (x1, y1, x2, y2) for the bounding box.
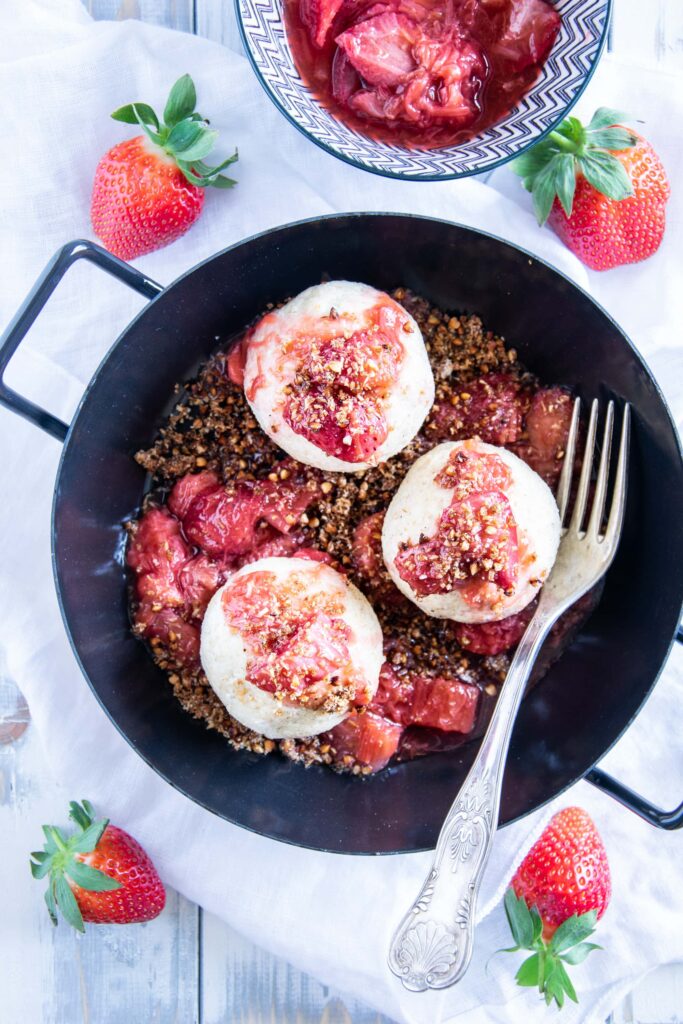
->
(388, 609, 554, 992)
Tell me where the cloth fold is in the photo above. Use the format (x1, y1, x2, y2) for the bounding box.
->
(1, 3, 681, 1022)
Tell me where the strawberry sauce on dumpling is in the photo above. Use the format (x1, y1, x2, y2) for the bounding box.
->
(232, 281, 434, 472)
(382, 439, 561, 622)
(200, 556, 384, 738)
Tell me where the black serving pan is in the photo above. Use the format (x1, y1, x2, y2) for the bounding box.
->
(2, 214, 682, 853)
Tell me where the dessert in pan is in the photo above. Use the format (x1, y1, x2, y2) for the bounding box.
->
(127, 281, 592, 775)
(284, 0, 561, 149)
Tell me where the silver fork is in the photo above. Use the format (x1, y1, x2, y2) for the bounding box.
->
(388, 399, 631, 993)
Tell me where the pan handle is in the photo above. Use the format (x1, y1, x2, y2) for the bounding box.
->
(0, 239, 162, 442)
(586, 626, 683, 830)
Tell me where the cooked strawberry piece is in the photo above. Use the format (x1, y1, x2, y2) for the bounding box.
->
(332, 49, 360, 104)
(178, 554, 224, 617)
(370, 663, 415, 723)
(326, 711, 403, 771)
(293, 547, 338, 566)
(257, 466, 323, 534)
(226, 340, 247, 388)
(284, 328, 403, 463)
(134, 605, 201, 669)
(249, 610, 358, 705)
(435, 446, 513, 491)
(348, 88, 388, 120)
(299, 393, 387, 463)
(127, 507, 188, 577)
(222, 569, 366, 707)
(183, 484, 268, 557)
(407, 39, 483, 121)
(513, 386, 573, 488)
(395, 489, 519, 596)
(428, 373, 529, 445)
(127, 507, 191, 608)
(183, 468, 321, 558)
(235, 533, 303, 567)
(336, 13, 419, 88)
(454, 600, 536, 655)
(341, 25, 483, 128)
(408, 675, 479, 732)
(351, 512, 406, 607)
(371, 664, 478, 733)
(301, 0, 345, 47)
(493, 0, 560, 72)
(168, 470, 221, 520)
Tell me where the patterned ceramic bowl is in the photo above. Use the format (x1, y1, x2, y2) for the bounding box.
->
(236, 0, 611, 180)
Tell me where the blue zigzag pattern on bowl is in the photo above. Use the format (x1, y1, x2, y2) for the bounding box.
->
(239, 0, 609, 180)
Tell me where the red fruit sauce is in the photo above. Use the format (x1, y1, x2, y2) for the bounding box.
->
(284, 0, 561, 150)
(395, 446, 519, 598)
(220, 569, 369, 707)
(284, 323, 404, 462)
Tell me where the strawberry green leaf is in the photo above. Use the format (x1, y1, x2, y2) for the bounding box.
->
(515, 952, 542, 987)
(530, 904, 544, 945)
(560, 941, 602, 965)
(44, 883, 58, 926)
(196, 151, 239, 175)
(543, 959, 565, 1007)
(67, 860, 122, 892)
(208, 174, 238, 189)
(588, 107, 628, 131)
(579, 151, 634, 201)
(111, 102, 160, 129)
(549, 910, 598, 954)
(554, 153, 577, 216)
(555, 961, 578, 1003)
(69, 801, 93, 831)
(81, 799, 96, 820)
(176, 130, 219, 163)
(30, 854, 52, 879)
(42, 825, 59, 853)
(163, 74, 197, 128)
(70, 819, 108, 854)
(166, 119, 204, 153)
(504, 888, 535, 949)
(54, 874, 85, 933)
(132, 106, 164, 147)
(586, 127, 638, 150)
(547, 980, 565, 1008)
(530, 157, 562, 225)
(512, 141, 555, 182)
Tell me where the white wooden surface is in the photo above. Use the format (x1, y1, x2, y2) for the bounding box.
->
(3, 2, 683, 1022)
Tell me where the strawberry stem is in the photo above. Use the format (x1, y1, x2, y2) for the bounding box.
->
(547, 131, 579, 154)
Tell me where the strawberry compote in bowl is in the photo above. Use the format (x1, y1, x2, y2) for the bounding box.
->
(236, 0, 611, 179)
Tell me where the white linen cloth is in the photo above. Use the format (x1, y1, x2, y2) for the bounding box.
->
(1, 2, 682, 1021)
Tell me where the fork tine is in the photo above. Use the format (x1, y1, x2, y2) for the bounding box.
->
(569, 398, 599, 533)
(604, 403, 631, 548)
(587, 401, 614, 538)
(556, 397, 581, 525)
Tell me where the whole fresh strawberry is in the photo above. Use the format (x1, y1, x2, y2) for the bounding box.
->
(501, 807, 611, 1008)
(513, 107, 669, 270)
(91, 74, 237, 260)
(30, 799, 166, 931)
